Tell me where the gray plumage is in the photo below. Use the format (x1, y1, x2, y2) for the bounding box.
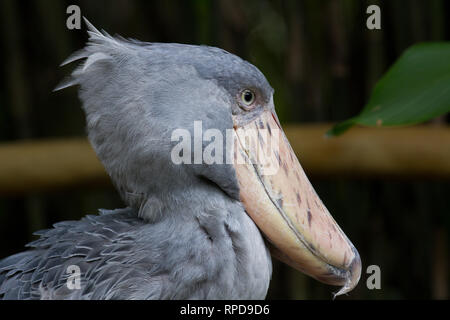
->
(0, 20, 273, 299)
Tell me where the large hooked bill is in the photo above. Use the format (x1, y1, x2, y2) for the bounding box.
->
(232, 109, 361, 297)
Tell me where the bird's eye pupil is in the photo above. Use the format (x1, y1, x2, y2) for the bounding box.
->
(241, 90, 255, 106)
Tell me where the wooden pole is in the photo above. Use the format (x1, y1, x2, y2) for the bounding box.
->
(0, 138, 110, 195)
(285, 124, 450, 179)
(0, 124, 449, 195)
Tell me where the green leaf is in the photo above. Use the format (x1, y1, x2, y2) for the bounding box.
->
(328, 42, 450, 136)
(325, 118, 357, 137)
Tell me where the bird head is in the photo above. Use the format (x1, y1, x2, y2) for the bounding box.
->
(56, 19, 361, 296)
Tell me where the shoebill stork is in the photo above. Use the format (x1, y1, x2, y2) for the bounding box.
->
(0, 20, 361, 299)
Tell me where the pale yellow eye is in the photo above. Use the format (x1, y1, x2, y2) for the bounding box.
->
(241, 89, 255, 106)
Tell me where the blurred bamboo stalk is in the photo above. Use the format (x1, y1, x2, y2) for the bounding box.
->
(432, 227, 448, 299)
(1, 0, 46, 232)
(0, 124, 449, 195)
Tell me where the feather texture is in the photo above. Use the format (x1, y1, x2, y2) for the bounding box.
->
(0, 202, 271, 299)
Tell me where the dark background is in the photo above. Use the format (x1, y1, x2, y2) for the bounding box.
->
(0, 0, 449, 299)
